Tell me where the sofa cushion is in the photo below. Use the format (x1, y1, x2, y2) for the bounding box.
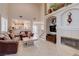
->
(0, 33, 11, 40)
(0, 37, 5, 40)
(20, 31, 26, 37)
(28, 31, 34, 37)
(4, 33, 11, 40)
(25, 31, 28, 37)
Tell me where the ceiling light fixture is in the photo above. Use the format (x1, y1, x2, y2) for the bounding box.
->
(19, 16, 23, 18)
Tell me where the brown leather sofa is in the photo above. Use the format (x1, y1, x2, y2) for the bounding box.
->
(0, 40, 18, 56)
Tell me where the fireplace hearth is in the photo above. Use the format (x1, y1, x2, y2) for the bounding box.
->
(61, 37, 79, 50)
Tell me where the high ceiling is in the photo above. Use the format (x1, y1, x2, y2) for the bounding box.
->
(8, 3, 42, 21)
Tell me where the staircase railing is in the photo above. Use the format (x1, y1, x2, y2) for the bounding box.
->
(36, 30, 45, 40)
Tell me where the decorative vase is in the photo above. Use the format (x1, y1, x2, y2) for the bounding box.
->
(48, 8, 52, 14)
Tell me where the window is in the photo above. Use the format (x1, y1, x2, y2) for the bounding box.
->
(1, 17, 8, 32)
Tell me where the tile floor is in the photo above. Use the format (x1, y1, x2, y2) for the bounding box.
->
(6, 39, 79, 56)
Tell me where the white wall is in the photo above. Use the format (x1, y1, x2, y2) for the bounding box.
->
(46, 4, 79, 45)
(57, 4, 79, 45)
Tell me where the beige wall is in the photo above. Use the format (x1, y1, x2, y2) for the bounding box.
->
(9, 3, 41, 21)
(0, 3, 8, 18)
(8, 3, 44, 31)
(0, 3, 45, 34)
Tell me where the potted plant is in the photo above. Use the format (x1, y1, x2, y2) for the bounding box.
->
(49, 3, 59, 11)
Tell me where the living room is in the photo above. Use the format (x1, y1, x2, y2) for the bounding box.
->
(0, 3, 46, 56)
(0, 3, 79, 56)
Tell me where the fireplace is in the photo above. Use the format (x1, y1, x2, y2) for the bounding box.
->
(61, 37, 79, 50)
(50, 25, 56, 32)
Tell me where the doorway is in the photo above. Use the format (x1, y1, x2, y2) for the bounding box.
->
(33, 23, 44, 39)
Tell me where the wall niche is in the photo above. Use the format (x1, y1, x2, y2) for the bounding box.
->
(47, 16, 56, 33)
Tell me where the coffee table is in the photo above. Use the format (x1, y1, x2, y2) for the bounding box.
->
(22, 36, 37, 46)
